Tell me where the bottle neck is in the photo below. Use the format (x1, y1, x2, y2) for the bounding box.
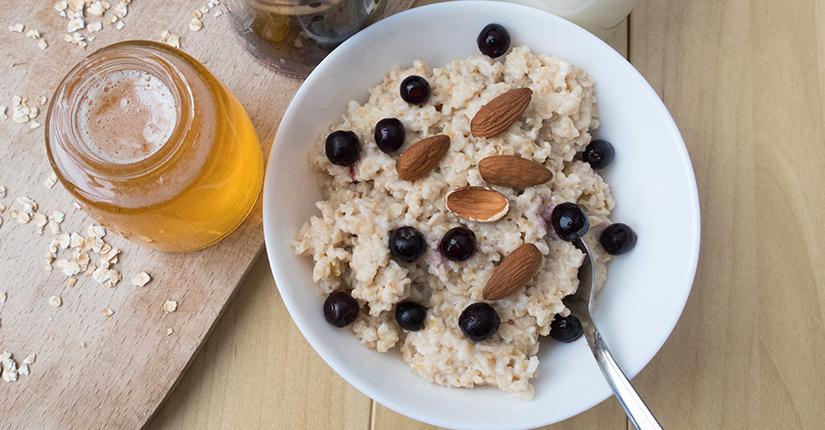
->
(47, 41, 194, 180)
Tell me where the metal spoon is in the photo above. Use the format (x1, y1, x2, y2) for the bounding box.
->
(568, 238, 663, 430)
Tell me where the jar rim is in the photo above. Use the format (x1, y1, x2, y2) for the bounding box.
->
(46, 40, 195, 180)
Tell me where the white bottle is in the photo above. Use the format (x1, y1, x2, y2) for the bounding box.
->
(497, 0, 638, 40)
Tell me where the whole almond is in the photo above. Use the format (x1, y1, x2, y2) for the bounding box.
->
(478, 155, 553, 188)
(396, 134, 450, 181)
(483, 243, 543, 300)
(445, 186, 509, 222)
(471, 88, 533, 138)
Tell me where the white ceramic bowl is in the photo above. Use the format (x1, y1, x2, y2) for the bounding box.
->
(263, 2, 700, 429)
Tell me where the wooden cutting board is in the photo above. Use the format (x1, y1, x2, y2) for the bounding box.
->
(0, 1, 304, 428)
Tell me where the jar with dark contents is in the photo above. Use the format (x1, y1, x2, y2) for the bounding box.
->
(225, 0, 404, 77)
(46, 41, 263, 253)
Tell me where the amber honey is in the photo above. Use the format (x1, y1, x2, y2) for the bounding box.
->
(46, 41, 263, 253)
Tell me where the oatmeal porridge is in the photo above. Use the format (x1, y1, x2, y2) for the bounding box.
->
(291, 45, 615, 399)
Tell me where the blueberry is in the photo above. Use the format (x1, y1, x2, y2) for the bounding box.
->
(551, 202, 590, 242)
(459, 302, 500, 341)
(389, 226, 426, 263)
(477, 23, 511, 58)
(439, 226, 476, 262)
(325, 130, 360, 166)
(600, 223, 637, 255)
(323, 291, 359, 328)
(582, 139, 615, 169)
(374, 118, 406, 153)
(400, 75, 431, 105)
(549, 314, 583, 342)
(395, 301, 427, 331)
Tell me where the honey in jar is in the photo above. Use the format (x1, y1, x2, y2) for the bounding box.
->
(46, 41, 263, 253)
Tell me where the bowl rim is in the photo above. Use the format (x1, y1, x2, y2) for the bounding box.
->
(263, 2, 701, 428)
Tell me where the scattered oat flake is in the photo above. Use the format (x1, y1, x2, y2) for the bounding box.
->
(67, 17, 85, 32)
(16, 211, 31, 224)
(45, 173, 58, 189)
(26, 30, 40, 38)
(88, 2, 104, 16)
(17, 364, 29, 376)
(166, 34, 180, 48)
(189, 18, 203, 32)
(22, 355, 35, 365)
(70, 232, 84, 248)
(87, 224, 106, 238)
(30, 121, 41, 129)
(8, 23, 24, 33)
(9, 210, 18, 218)
(49, 295, 62, 307)
(104, 247, 119, 261)
(2, 360, 18, 382)
(109, 269, 121, 285)
(0, 186, 5, 197)
(58, 233, 70, 249)
(34, 213, 47, 227)
(164, 300, 178, 313)
(92, 266, 111, 284)
(214, 9, 223, 17)
(0, 292, 6, 304)
(116, 21, 125, 30)
(132, 271, 151, 287)
(88, 21, 102, 32)
(0, 204, 5, 213)
(73, 200, 82, 209)
(37, 96, 47, 105)
(200, 6, 209, 14)
(38, 38, 49, 50)
(102, 308, 114, 317)
(67, 277, 77, 287)
(107, 15, 118, 24)
(166, 328, 174, 336)
(114, 1, 128, 17)
(68, 0, 84, 11)
(55, 0, 69, 11)
(193, 10, 202, 18)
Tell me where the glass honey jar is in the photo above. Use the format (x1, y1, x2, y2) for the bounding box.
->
(46, 41, 263, 253)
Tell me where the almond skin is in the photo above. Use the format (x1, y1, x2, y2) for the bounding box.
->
(445, 186, 509, 222)
(396, 134, 450, 181)
(482, 243, 543, 300)
(471, 88, 533, 138)
(478, 155, 553, 188)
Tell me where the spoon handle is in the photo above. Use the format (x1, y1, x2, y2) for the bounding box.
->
(587, 329, 663, 430)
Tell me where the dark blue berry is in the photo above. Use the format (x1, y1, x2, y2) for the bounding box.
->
(582, 139, 615, 169)
(551, 202, 590, 241)
(400, 75, 431, 105)
(323, 291, 359, 328)
(459, 302, 500, 341)
(549, 314, 583, 342)
(600, 223, 637, 255)
(374, 118, 406, 153)
(395, 301, 427, 331)
(440, 227, 476, 262)
(477, 24, 510, 58)
(389, 226, 426, 263)
(325, 130, 360, 166)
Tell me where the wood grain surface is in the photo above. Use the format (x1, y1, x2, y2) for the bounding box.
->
(0, 1, 300, 429)
(150, 0, 825, 429)
(5, 0, 825, 429)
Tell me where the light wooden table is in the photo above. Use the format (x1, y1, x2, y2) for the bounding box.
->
(3, 0, 822, 428)
(148, 0, 825, 428)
